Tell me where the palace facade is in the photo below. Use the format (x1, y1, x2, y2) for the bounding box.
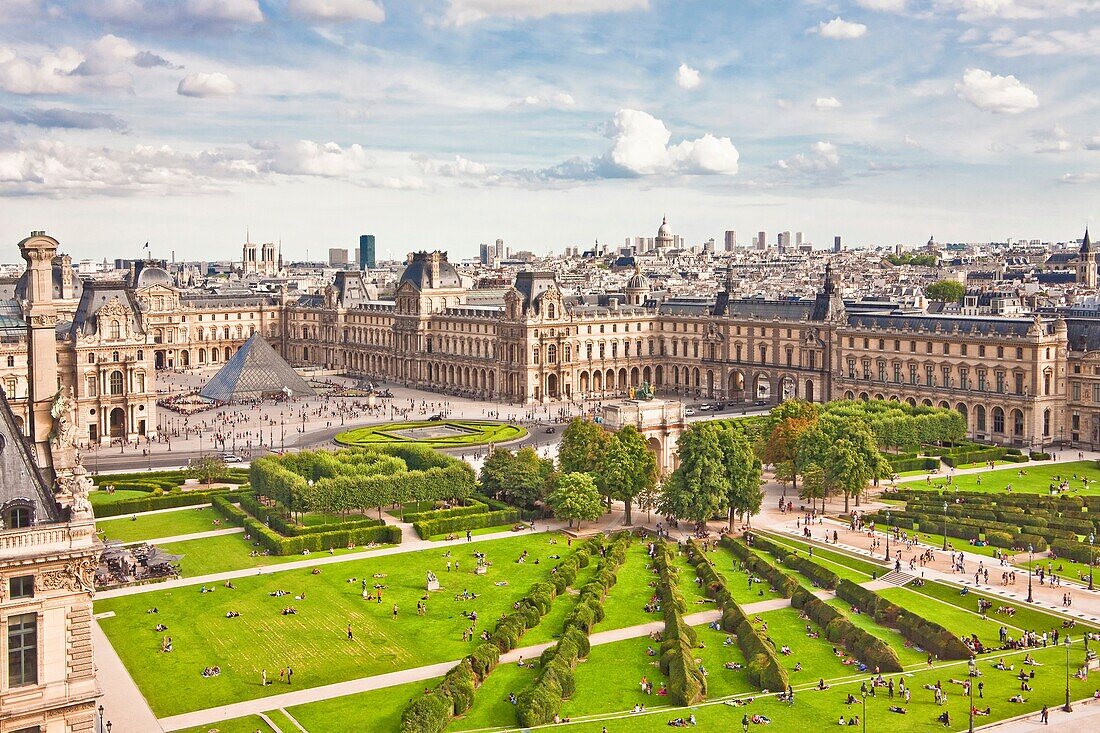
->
(0, 232, 1097, 451)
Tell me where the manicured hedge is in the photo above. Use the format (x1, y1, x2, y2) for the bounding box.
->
(888, 456, 940, 473)
(835, 579, 971, 660)
(1051, 539, 1096, 565)
(791, 587, 902, 673)
(403, 501, 489, 524)
(724, 537, 798, 597)
(694, 538, 788, 693)
(517, 534, 630, 727)
(746, 534, 839, 590)
(237, 494, 384, 536)
(941, 447, 1007, 467)
(211, 495, 401, 553)
(413, 509, 523, 539)
(400, 538, 602, 733)
(654, 542, 707, 706)
(93, 489, 238, 518)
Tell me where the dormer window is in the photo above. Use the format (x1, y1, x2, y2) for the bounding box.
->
(2, 501, 33, 529)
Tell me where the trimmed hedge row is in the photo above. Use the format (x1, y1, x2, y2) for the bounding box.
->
(835, 579, 971, 661)
(211, 495, 401, 553)
(400, 538, 602, 733)
(941, 447, 1008, 467)
(403, 501, 489, 524)
(655, 542, 707, 707)
(517, 533, 631, 727)
(695, 538, 789, 693)
(93, 488, 238, 518)
(412, 509, 523, 539)
(888, 456, 940, 473)
(724, 536, 798, 597)
(747, 534, 839, 590)
(790, 587, 902, 673)
(237, 494, 384, 536)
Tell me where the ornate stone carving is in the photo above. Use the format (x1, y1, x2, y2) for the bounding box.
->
(28, 313, 58, 327)
(49, 386, 78, 449)
(37, 557, 96, 594)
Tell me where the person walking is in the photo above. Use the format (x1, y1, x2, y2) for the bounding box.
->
(346, 624, 353, 640)
(287, 666, 293, 685)
(1040, 705, 1049, 724)
(261, 668, 268, 686)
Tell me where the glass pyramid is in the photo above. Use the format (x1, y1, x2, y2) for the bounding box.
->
(198, 334, 317, 402)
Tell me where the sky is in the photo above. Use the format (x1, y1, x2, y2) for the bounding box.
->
(0, 0, 1097, 261)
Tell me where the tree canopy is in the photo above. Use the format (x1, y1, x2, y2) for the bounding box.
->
(548, 472, 604, 529)
(924, 279, 966, 303)
(597, 424, 657, 526)
(557, 418, 610, 475)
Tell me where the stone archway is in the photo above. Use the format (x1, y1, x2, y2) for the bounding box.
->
(729, 370, 746, 402)
(805, 380, 815, 402)
(780, 375, 797, 401)
(109, 407, 126, 439)
(753, 373, 771, 401)
(547, 373, 559, 399)
(646, 436, 665, 473)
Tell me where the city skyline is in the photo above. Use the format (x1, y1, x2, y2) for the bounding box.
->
(0, 1, 1097, 259)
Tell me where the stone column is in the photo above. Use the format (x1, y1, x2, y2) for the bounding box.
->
(18, 231, 61, 476)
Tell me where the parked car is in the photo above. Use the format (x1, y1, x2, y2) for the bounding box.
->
(221, 453, 243, 463)
(428, 413, 445, 421)
(753, 399, 768, 407)
(697, 404, 712, 411)
(544, 427, 556, 434)
(684, 408, 697, 416)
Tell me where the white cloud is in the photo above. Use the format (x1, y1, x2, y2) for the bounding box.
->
(184, 0, 263, 23)
(954, 68, 1038, 114)
(777, 141, 841, 175)
(272, 140, 367, 176)
(1061, 172, 1100, 184)
(513, 92, 576, 108)
(939, 0, 1099, 22)
(1085, 135, 1100, 151)
(856, 0, 907, 10)
(414, 154, 488, 177)
(524, 109, 739, 180)
(0, 35, 171, 95)
(980, 28, 1100, 57)
(675, 64, 701, 90)
(177, 71, 240, 98)
(1032, 124, 1074, 154)
(813, 17, 868, 40)
(380, 175, 427, 190)
(288, 0, 385, 22)
(812, 96, 842, 110)
(444, 0, 648, 25)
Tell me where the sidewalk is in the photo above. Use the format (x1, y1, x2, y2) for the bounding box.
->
(92, 619, 162, 733)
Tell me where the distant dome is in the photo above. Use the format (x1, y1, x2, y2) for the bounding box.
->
(626, 267, 650, 291)
(135, 265, 172, 287)
(398, 251, 463, 290)
(657, 216, 671, 238)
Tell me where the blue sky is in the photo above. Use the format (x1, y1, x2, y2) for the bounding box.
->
(0, 0, 1096, 261)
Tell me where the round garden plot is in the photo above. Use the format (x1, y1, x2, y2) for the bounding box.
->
(334, 419, 527, 448)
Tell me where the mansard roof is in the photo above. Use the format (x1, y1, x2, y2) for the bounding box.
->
(846, 312, 1045, 337)
(0, 390, 59, 526)
(69, 281, 145, 338)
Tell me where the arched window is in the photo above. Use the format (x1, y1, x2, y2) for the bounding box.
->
(976, 405, 987, 431)
(3, 501, 33, 528)
(110, 320, 121, 339)
(1044, 409, 1051, 437)
(1012, 409, 1024, 437)
(109, 371, 124, 395)
(547, 303, 556, 319)
(992, 406, 1005, 434)
(547, 344, 557, 363)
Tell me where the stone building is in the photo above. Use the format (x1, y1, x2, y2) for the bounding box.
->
(1, 232, 100, 733)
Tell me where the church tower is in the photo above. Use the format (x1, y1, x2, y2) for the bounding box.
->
(1077, 228, 1096, 288)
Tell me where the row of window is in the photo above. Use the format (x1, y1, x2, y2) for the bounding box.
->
(844, 361, 1054, 396)
(846, 336, 1038, 361)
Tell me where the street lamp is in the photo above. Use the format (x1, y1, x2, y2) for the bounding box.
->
(1064, 635, 1073, 713)
(885, 510, 891, 562)
(968, 674, 975, 733)
(1027, 543, 1034, 603)
(1090, 533, 1095, 592)
(943, 501, 949, 552)
(861, 690, 867, 733)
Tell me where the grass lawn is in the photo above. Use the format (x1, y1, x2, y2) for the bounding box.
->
(288, 678, 436, 733)
(879, 586, 1008, 650)
(97, 506, 223, 543)
(334, 420, 527, 448)
(823, 598, 927, 667)
(902, 460, 1100, 496)
(904, 580, 1099, 637)
(707, 546, 785, 604)
(757, 532, 887, 580)
(1019, 556, 1099, 587)
(95, 534, 566, 717)
(428, 524, 531, 541)
(595, 542, 661, 632)
(541, 640, 1095, 733)
(154, 533, 373, 577)
(90, 489, 153, 506)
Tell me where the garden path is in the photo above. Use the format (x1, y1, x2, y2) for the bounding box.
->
(92, 619, 162, 733)
(121, 526, 244, 546)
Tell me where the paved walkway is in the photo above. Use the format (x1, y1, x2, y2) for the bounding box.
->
(119, 526, 244, 547)
(92, 619, 162, 732)
(978, 697, 1100, 731)
(96, 502, 214, 517)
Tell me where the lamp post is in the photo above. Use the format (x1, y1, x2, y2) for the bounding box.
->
(861, 691, 867, 733)
(943, 501, 949, 552)
(1090, 533, 1095, 592)
(885, 510, 891, 562)
(968, 675, 975, 733)
(1027, 543, 1034, 603)
(97, 705, 105, 733)
(1064, 635, 1073, 713)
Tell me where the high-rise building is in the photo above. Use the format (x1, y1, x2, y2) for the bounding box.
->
(757, 231, 766, 250)
(360, 234, 376, 269)
(778, 231, 791, 252)
(833, 236, 842, 253)
(724, 230, 737, 250)
(495, 238, 505, 260)
(795, 232, 803, 247)
(479, 243, 491, 265)
(328, 248, 349, 266)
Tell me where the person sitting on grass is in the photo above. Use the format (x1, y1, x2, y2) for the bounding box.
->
(847, 717, 859, 726)
(937, 711, 950, 726)
(845, 694, 857, 705)
(973, 707, 991, 716)
(725, 662, 744, 670)
(888, 706, 906, 714)
(750, 714, 770, 724)
(1008, 694, 1027, 703)
(817, 679, 830, 690)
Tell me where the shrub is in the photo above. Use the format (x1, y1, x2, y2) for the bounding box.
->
(93, 489, 237, 518)
(399, 692, 452, 733)
(413, 509, 524, 539)
(835, 580, 970, 660)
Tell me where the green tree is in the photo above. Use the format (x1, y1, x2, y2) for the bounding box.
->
(598, 424, 657, 526)
(548, 472, 604, 530)
(502, 446, 554, 508)
(716, 423, 763, 530)
(660, 422, 730, 526)
(188, 455, 228, 485)
(557, 418, 610, 474)
(925, 279, 966, 303)
(760, 415, 816, 490)
(478, 448, 514, 497)
(799, 465, 830, 513)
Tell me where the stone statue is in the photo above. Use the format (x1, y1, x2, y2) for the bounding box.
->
(426, 570, 440, 592)
(49, 386, 78, 450)
(56, 455, 94, 520)
(636, 381, 654, 401)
